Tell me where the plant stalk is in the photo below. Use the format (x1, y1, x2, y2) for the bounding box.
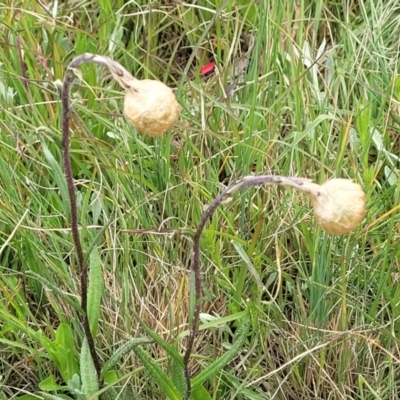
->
(183, 175, 311, 399)
(61, 52, 172, 391)
(61, 56, 108, 380)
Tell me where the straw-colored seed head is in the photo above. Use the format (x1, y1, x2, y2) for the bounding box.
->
(308, 179, 366, 235)
(124, 79, 180, 136)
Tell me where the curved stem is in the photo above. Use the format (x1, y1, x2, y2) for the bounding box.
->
(182, 175, 311, 399)
(67, 53, 136, 90)
(61, 54, 130, 381)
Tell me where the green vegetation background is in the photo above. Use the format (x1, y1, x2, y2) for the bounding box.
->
(0, 0, 400, 399)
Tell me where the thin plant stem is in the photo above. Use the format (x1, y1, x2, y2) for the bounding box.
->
(61, 55, 117, 380)
(182, 175, 311, 400)
(61, 52, 157, 386)
(61, 53, 144, 382)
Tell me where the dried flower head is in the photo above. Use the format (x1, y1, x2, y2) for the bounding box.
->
(304, 179, 366, 235)
(68, 54, 181, 137)
(123, 79, 180, 136)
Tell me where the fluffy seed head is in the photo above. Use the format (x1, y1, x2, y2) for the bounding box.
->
(123, 79, 180, 136)
(307, 179, 366, 235)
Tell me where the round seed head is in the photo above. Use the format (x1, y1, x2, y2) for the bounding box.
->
(308, 179, 366, 235)
(124, 79, 180, 136)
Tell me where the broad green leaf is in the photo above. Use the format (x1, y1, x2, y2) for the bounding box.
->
(34, 331, 59, 364)
(55, 323, 79, 382)
(103, 370, 118, 385)
(39, 375, 64, 391)
(190, 384, 212, 400)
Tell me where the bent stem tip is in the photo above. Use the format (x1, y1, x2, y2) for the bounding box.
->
(182, 175, 365, 398)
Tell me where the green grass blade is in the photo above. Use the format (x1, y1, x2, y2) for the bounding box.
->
(25, 272, 82, 313)
(87, 247, 103, 336)
(191, 317, 250, 389)
(131, 310, 188, 395)
(83, 215, 115, 266)
(40, 137, 69, 219)
(132, 309, 184, 366)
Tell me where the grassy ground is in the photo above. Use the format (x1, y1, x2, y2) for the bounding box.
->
(1, 0, 400, 399)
